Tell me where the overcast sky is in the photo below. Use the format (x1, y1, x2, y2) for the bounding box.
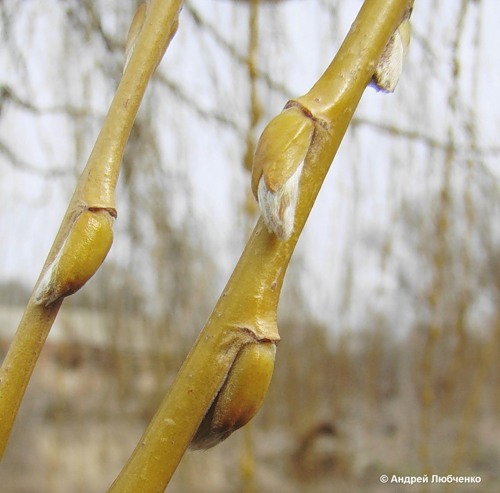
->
(0, 0, 498, 334)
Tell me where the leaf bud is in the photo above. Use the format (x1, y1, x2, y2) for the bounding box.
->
(190, 341, 276, 450)
(123, 1, 179, 73)
(124, 2, 147, 72)
(34, 208, 114, 307)
(371, 16, 411, 93)
(251, 105, 314, 240)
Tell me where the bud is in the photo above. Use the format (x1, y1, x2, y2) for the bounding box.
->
(251, 105, 314, 240)
(190, 341, 276, 450)
(257, 161, 303, 241)
(371, 16, 411, 93)
(34, 208, 114, 307)
(123, 1, 179, 73)
(124, 2, 147, 72)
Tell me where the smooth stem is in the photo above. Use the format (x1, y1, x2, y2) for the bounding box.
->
(108, 218, 285, 492)
(299, 0, 412, 124)
(0, 0, 183, 459)
(110, 0, 411, 491)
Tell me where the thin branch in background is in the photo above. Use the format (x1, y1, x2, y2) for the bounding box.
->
(0, 84, 99, 119)
(242, 0, 263, 172)
(352, 116, 500, 156)
(155, 72, 245, 137)
(0, 140, 71, 177)
(185, 1, 292, 98)
(63, 0, 128, 80)
(352, 116, 500, 186)
(0, 1, 30, 80)
(64, 0, 122, 53)
(418, 0, 470, 476)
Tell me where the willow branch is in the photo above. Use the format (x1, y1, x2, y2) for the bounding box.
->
(109, 1, 412, 491)
(0, 0, 183, 459)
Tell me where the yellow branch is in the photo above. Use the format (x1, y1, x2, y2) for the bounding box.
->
(109, 0, 412, 491)
(0, 0, 183, 459)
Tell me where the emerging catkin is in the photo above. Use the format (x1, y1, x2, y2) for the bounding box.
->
(34, 208, 114, 306)
(371, 14, 411, 92)
(251, 105, 314, 240)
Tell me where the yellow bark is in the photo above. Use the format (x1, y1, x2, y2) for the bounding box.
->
(0, 0, 183, 459)
(109, 1, 413, 491)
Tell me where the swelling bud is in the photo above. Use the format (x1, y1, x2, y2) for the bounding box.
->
(190, 341, 276, 450)
(34, 208, 115, 307)
(251, 104, 314, 240)
(371, 15, 411, 92)
(123, 0, 179, 73)
(124, 2, 148, 72)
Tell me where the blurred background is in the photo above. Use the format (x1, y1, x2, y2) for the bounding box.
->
(0, 0, 499, 491)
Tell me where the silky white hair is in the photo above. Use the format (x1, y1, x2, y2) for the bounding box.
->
(371, 19, 410, 93)
(257, 161, 304, 241)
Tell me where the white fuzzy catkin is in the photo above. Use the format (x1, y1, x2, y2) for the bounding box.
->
(257, 161, 304, 241)
(33, 237, 68, 306)
(371, 19, 410, 93)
